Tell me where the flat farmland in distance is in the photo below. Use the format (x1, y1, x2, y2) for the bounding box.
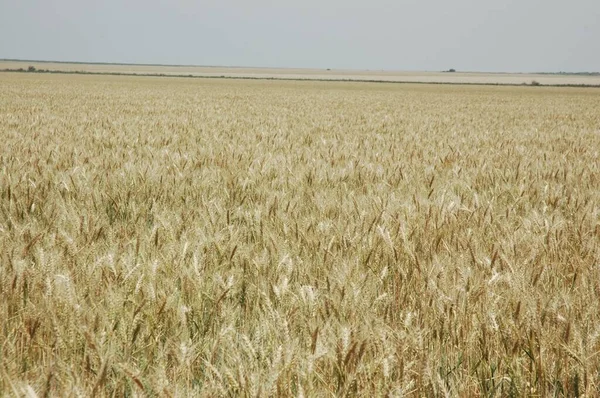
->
(1, 72, 600, 396)
(2, 59, 600, 86)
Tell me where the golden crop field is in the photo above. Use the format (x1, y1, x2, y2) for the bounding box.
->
(1, 72, 600, 396)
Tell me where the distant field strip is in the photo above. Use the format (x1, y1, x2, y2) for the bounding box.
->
(2, 60, 600, 86)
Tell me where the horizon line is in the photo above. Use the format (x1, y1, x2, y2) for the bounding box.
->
(1, 58, 599, 76)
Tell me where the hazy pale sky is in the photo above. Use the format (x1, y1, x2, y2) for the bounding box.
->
(1, 0, 598, 72)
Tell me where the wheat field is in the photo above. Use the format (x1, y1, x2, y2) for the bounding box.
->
(1, 72, 600, 396)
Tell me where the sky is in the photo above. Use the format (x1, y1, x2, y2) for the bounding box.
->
(0, 0, 598, 73)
